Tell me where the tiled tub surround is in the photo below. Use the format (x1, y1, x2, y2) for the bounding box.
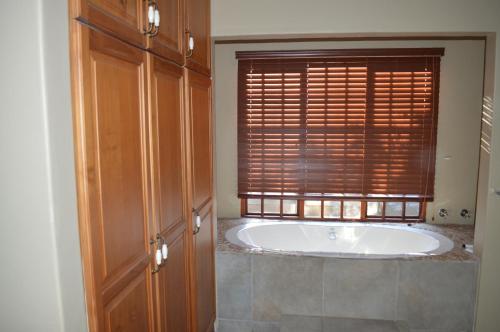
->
(216, 219, 477, 332)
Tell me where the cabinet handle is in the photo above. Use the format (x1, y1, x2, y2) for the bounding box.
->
(155, 248, 162, 265)
(151, 8, 160, 36)
(186, 30, 194, 57)
(193, 208, 201, 234)
(161, 243, 168, 260)
(144, 1, 158, 36)
(150, 233, 166, 274)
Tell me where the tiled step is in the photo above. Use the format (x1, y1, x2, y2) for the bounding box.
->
(280, 315, 409, 332)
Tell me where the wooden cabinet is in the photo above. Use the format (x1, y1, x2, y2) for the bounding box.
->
(148, 0, 185, 65)
(185, 69, 215, 332)
(69, 24, 154, 331)
(185, 0, 211, 75)
(69, 0, 213, 330)
(148, 54, 191, 331)
(70, 0, 146, 48)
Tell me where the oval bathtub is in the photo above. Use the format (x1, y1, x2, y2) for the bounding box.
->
(225, 221, 454, 258)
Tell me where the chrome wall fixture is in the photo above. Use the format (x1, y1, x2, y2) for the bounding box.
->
(438, 208, 449, 218)
(460, 209, 472, 219)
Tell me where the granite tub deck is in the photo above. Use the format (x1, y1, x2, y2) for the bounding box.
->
(216, 219, 478, 332)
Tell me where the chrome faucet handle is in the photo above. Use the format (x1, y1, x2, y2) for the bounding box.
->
(438, 208, 448, 218)
(460, 209, 472, 219)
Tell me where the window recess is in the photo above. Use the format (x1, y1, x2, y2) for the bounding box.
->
(237, 48, 443, 222)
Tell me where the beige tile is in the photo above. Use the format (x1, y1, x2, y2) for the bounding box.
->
(253, 255, 324, 321)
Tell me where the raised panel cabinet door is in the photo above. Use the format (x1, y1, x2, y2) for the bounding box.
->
(185, 69, 215, 332)
(148, 0, 185, 65)
(70, 23, 154, 332)
(186, 69, 212, 211)
(70, 0, 146, 48)
(148, 54, 190, 331)
(185, 0, 211, 75)
(191, 205, 215, 332)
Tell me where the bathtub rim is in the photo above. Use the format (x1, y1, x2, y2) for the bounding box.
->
(224, 220, 455, 259)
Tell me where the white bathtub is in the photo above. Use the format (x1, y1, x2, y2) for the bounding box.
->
(225, 221, 454, 258)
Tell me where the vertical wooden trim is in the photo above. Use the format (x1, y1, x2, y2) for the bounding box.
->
(420, 202, 427, 222)
(140, 50, 156, 332)
(240, 198, 247, 216)
(260, 198, 264, 217)
(178, 61, 193, 332)
(402, 202, 407, 222)
(360, 201, 367, 221)
(183, 68, 197, 332)
(69, 20, 100, 332)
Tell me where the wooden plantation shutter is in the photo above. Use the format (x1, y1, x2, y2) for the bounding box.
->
(237, 60, 306, 195)
(237, 48, 443, 200)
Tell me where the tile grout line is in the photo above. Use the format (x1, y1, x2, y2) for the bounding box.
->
(321, 258, 325, 331)
(395, 260, 401, 322)
(250, 253, 254, 326)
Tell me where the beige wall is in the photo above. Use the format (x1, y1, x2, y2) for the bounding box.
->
(214, 40, 485, 223)
(212, 0, 500, 37)
(41, 0, 88, 330)
(0, 0, 87, 331)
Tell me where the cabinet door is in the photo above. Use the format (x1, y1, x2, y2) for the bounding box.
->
(148, 0, 185, 65)
(192, 205, 215, 332)
(70, 0, 146, 47)
(70, 23, 154, 332)
(185, 69, 215, 332)
(148, 55, 190, 332)
(185, 0, 211, 75)
(186, 69, 213, 210)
